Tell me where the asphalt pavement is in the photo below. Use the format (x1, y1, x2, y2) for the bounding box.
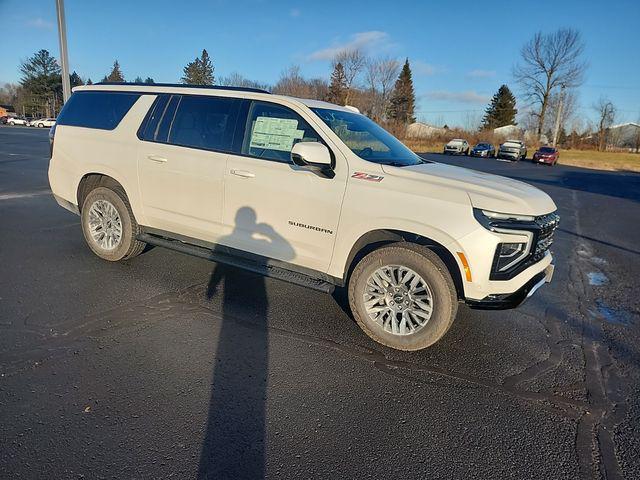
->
(1, 125, 639, 479)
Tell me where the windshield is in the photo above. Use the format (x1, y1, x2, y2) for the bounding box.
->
(311, 108, 425, 166)
(539, 147, 555, 153)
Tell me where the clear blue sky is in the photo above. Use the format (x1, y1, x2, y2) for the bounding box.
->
(1, 0, 639, 127)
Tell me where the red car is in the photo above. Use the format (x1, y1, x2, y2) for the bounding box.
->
(533, 146, 559, 166)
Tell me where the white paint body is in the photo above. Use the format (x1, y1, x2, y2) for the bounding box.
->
(49, 84, 557, 301)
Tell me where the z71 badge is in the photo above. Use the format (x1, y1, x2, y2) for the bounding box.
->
(351, 172, 384, 182)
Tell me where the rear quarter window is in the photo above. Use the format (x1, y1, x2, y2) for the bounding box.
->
(56, 91, 141, 130)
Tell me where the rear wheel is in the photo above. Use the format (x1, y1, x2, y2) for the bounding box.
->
(348, 243, 458, 351)
(81, 186, 146, 261)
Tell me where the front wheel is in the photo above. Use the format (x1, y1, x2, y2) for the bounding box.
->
(348, 243, 458, 351)
(81, 186, 146, 261)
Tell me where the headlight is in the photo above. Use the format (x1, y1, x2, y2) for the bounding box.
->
(481, 210, 535, 222)
(495, 242, 528, 272)
(473, 208, 538, 278)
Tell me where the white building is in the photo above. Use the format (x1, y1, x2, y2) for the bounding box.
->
(406, 122, 447, 138)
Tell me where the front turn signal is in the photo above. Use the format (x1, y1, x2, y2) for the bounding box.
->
(456, 252, 472, 282)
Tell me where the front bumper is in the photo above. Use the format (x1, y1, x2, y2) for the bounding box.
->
(466, 263, 554, 310)
(498, 151, 519, 159)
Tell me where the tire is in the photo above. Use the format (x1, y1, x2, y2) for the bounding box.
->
(38, 123, 43, 128)
(81, 186, 146, 261)
(348, 243, 458, 351)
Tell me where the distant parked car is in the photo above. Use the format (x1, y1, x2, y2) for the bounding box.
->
(33, 118, 56, 128)
(470, 142, 495, 158)
(0, 116, 8, 124)
(533, 146, 559, 166)
(443, 139, 470, 155)
(7, 116, 28, 126)
(497, 140, 527, 161)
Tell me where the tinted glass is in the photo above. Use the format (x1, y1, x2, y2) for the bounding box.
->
(139, 94, 170, 141)
(242, 101, 322, 163)
(156, 95, 180, 143)
(539, 147, 556, 153)
(57, 91, 140, 130)
(167, 95, 241, 152)
(312, 108, 424, 166)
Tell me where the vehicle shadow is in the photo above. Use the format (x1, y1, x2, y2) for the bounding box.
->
(197, 207, 294, 479)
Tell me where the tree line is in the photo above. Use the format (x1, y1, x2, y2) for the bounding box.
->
(2, 29, 625, 151)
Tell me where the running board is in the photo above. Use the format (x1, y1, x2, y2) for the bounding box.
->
(137, 233, 335, 294)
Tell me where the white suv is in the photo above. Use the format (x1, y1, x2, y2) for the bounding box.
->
(48, 84, 558, 351)
(33, 118, 57, 128)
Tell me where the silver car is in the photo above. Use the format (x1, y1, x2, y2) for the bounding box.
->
(497, 140, 527, 161)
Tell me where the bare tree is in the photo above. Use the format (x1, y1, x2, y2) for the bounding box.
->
(271, 66, 328, 100)
(514, 28, 587, 139)
(365, 57, 400, 121)
(333, 48, 366, 104)
(218, 72, 270, 91)
(593, 97, 616, 151)
(272, 66, 309, 98)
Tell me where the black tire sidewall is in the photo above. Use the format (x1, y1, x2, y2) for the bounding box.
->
(81, 187, 135, 261)
(349, 244, 457, 351)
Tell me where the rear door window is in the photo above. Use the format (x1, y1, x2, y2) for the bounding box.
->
(56, 91, 140, 130)
(166, 95, 241, 152)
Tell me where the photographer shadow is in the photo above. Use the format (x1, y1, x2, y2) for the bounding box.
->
(197, 207, 294, 479)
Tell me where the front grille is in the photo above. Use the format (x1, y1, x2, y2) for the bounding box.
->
(531, 212, 559, 262)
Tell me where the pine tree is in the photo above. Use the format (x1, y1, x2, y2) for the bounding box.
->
(481, 84, 517, 130)
(69, 71, 84, 87)
(181, 49, 214, 85)
(105, 60, 124, 83)
(328, 62, 347, 105)
(19, 49, 61, 97)
(133, 76, 144, 83)
(388, 59, 415, 124)
(86, 78, 93, 85)
(144, 77, 155, 84)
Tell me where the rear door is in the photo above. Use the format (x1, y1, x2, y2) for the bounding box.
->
(137, 93, 242, 242)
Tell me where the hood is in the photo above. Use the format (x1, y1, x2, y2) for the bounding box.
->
(381, 162, 556, 216)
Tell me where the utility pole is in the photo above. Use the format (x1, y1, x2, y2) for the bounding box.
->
(552, 83, 565, 147)
(55, 0, 71, 103)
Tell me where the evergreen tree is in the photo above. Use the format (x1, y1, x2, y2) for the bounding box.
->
(181, 49, 214, 85)
(144, 77, 155, 84)
(133, 76, 144, 83)
(69, 71, 84, 87)
(328, 62, 347, 105)
(481, 84, 517, 130)
(105, 60, 125, 83)
(19, 49, 61, 96)
(86, 78, 93, 85)
(388, 59, 415, 124)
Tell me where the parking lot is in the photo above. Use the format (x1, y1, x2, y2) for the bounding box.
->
(1, 125, 639, 479)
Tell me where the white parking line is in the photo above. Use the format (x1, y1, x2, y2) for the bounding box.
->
(0, 190, 51, 200)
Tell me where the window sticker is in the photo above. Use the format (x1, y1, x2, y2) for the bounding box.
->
(249, 116, 305, 152)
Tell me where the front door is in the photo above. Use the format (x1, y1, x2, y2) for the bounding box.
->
(222, 100, 347, 272)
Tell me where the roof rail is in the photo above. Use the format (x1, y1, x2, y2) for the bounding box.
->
(93, 82, 271, 94)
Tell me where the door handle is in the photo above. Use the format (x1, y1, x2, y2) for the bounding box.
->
(147, 154, 167, 163)
(230, 169, 255, 178)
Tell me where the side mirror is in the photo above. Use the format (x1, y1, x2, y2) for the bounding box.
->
(291, 142, 334, 178)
